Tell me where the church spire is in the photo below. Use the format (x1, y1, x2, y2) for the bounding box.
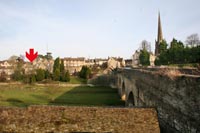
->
(155, 12, 163, 56)
(157, 11, 163, 43)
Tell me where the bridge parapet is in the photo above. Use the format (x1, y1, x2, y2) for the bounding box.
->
(89, 68, 200, 133)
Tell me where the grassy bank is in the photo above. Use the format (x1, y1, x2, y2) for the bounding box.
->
(0, 84, 124, 107)
(69, 76, 87, 84)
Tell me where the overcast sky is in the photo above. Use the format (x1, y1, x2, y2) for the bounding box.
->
(0, 0, 200, 60)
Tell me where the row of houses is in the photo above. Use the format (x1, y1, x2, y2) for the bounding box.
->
(62, 57, 125, 74)
(0, 55, 126, 80)
(0, 60, 15, 80)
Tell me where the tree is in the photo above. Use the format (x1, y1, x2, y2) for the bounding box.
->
(0, 71, 7, 82)
(53, 57, 61, 81)
(65, 71, 70, 82)
(53, 57, 60, 73)
(53, 68, 60, 81)
(170, 38, 184, 49)
(23, 75, 29, 84)
(61, 70, 70, 82)
(36, 69, 45, 81)
(155, 50, 169, 65)
(12, 69, 23, 81)
(45, 70, 51, 79)
(139, 40, 151, 52)
(186, 33, 200, 47)
(12, 58, 24, 81)
(79, 66, 91, 79)
(139, 49, 150, 66)
(30, 75, 36, 84)
(59, 59, 69, 81)
(23, 74, 36, 84)
(60, 59, 65, 73)
(159, 40, 168, 54)
(168, 39, 185, 64)
(155, 37, 200, 65)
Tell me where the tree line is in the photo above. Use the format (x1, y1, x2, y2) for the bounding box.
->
(155, 38, 200, 65)
(139, 33, 200, 66)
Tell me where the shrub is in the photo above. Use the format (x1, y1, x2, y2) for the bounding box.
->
(45, 70, 51, 79)
(12, 70, 23, 81)
(23, 74, 36, 84)
(157, 68, 181, 80)
(79, 66, 91, 79)
(0, 72, 7, 82)
(30, 75, 36, 83)
(53, 68, 60, 81)
(36, 69, 45, 81)
(61, 70, 70, 82)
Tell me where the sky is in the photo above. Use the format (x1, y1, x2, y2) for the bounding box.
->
(0, 0, 200, 60)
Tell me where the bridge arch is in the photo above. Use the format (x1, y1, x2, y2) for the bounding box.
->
(121, 81, 126, 101)
(127, 92, 135, 107)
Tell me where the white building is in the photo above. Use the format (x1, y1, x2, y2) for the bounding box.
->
(132, 50, 140, 67)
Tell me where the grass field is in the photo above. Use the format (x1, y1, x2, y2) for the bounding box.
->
(69, 76, 87, 84)
(39, 76, 87, 84)
(0, 83, 124, 107)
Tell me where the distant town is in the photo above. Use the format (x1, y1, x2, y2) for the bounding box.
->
(0, 54, 127, 80)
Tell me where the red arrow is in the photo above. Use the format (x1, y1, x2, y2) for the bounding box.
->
(26, 48, 38, 62)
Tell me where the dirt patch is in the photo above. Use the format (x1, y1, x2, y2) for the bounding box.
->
(0, 106, 160, 133)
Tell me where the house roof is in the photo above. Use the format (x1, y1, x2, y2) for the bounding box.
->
(94, 58, 107, 62)
(125, 59, 132, 63)
(63, 57, 85, 61)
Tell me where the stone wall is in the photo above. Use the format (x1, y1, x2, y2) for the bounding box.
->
(89, 69, 200, 133)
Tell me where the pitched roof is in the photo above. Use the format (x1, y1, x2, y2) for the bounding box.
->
(63, 57, 85, 61)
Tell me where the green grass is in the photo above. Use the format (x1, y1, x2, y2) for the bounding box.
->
(69, 76, 87, 84)
(37, 76, 87, 84)
(39, 76, 87, 84)
(0, 84, 124, 107)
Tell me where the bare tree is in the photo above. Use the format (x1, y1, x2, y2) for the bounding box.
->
(185, 33, 200, 47)
(139, 40, 151, 52)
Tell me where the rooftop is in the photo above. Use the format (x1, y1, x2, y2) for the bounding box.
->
(63, 57, 85, 61)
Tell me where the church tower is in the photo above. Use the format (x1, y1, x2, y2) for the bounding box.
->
(155, 12, 163, 56)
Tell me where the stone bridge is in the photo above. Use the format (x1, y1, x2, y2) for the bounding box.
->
(89, 68, 200, 133)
